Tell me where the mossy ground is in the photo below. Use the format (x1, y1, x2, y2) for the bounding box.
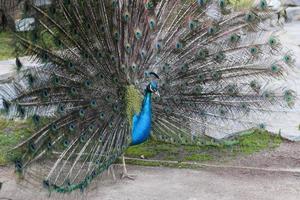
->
(0, 31, 15, 61)
(0, 120, 282, 167)
(126, 130, 282, 164)
(0, 119, 35, 165)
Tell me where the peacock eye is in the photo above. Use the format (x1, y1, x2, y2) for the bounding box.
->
(145, 1, 154, 10)
(58, 104, 65, 113)
(270, 64, 280, 73)
(140, 50, 147, 59)
(250, 47, 258, 55)
(219, 0, 226, 9)
(259, 0, 267, 10)
(90, 100, 97, 108)
(84, 80, 92, 88)
(135, 29, 142, 40)
(175, 39, 184, 50)
(69, 123, 76, 132)
(79, 109, 85, 117)
(268, 37, 277, 46)
(208, 26, 217, 35)
(230, 34, 240, 43)
(155, 42, 162, 50)
(245, 12, 256, 22)
(51, 124, 58, 132)
(188, 19, 198, 31)
(113, 31, 120, 41)
(88, 124, 95, 132)
(123, 12, 130, 22)
(284, 55, 292, 64)
(197, 0, 207, 6)
(148, 18, 156, 30)
(125, 43, 132, 53)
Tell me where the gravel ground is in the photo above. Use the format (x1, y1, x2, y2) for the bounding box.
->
(1, 141, 300, 200)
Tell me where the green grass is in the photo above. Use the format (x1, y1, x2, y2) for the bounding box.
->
(0, 31, 15, 60)
(0, 30, 60, 61)
(126, 130, 282, 164)
(0, 119, 35, 165)
(0, 116, 283, 167)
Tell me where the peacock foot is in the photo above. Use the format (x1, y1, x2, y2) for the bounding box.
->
(120, 172, 136, 180)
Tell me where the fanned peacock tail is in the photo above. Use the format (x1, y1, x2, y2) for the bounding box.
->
(0, 0, 296, 193)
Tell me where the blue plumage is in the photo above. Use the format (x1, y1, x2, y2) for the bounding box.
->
(1, 0, 296, 194)
(131, 92, 152, 145)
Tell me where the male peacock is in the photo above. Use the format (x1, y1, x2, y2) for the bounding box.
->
(0, 0, 296, 194)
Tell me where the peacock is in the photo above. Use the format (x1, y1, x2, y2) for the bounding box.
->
(0, 0, 297, 194)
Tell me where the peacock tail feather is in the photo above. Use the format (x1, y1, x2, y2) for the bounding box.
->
(0, 0, 296, 194)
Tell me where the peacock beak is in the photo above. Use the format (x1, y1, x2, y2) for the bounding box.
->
(154, 91, 160, 97)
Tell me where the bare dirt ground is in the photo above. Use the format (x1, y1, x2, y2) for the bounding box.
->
(1, 141, 300, 200)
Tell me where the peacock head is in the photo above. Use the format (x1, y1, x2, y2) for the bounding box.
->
(146, 72, 160, 96)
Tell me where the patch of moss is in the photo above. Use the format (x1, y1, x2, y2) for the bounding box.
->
(0, 119, 35, 165)
(126, 129, 282, 163)
(0, 31, 15, 60)
(229, 0, 254, 9)
(184, 154, 213, 162)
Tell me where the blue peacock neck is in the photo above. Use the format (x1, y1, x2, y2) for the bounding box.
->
(130, 90, 152, 146)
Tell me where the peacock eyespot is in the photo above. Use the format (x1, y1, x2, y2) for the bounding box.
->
(63, 140, 70, 147)
(259, 123, 266, 129)
(99, 112, 105, 120)
(15, 160, 23, 171)
(197, 49, 209, 60)
(51, 123, 58, 132)
(109, 122, 114, 128)
(79, 109, 85, 117)
(145, 1, 154, 10)
(197, 0, 207, 6)
(29, 142, 37, 152)
(80, 135, 86, 143)
(176, 41, 183, 50)
(123, 12, 130, 22)
(271, 64, 280, 73)
(245, 12, 255, 22)
(148, 18, 156, 30)
(135, 30, 142, 40)
(90, 100, 97, 108)
(47, 141, 52, 149)
(125, 43, 132, 53)
(70, 87, 77, 95)
(155, 42, 162, 50)
(57, 104, 65, 113)
(113, 31, 120, 41)
(33, 115, 41, 124)
(88, 125, 95, 132)
(219, 0, 226, 9)
(84, 80, 92, 88)
(188, 19, 198, 31)
(69, 123, 76, 132)
(268, 37, 277, 46)
(250, 47, 258, 55)
(259, 0, 267, 10)
(284, 55, 292, 64)
(230, 34, 240, 43)
(208, 26, 217, 35)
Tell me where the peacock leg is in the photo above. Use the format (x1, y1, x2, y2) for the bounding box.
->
(107, 165, 116, 181)
(120, 155, 136, 180)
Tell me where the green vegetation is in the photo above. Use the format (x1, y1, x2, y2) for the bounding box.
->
(126, 130, 282, 165)
(0, 119, 35, 165)
(0, 30, 60, 61)
(0, 31, 15, 60)
(229, 0, 254, 9)
(0, 116, 282, 168)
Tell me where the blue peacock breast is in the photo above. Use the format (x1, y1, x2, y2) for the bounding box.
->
(131, 92, 152, 145)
